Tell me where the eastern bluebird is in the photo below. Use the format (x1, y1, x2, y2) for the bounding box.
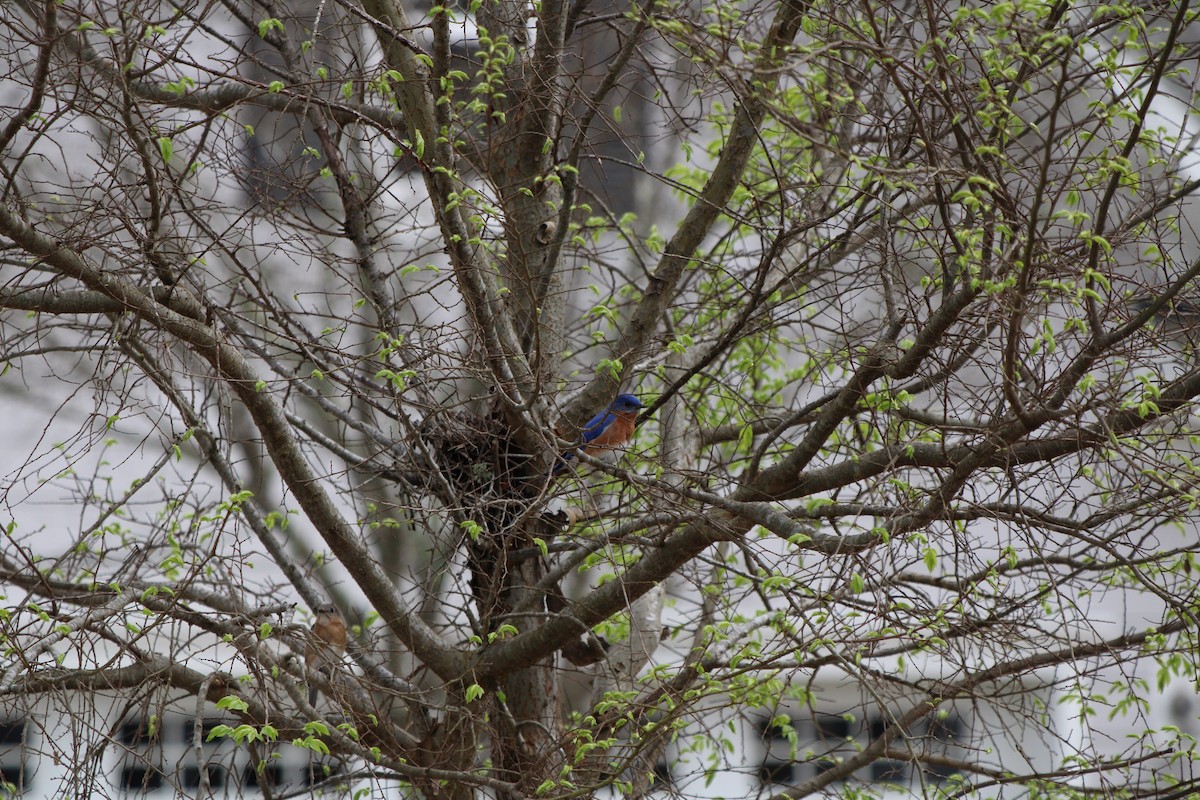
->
(305, 604, 347, 704)
(552, 393, 644, 475)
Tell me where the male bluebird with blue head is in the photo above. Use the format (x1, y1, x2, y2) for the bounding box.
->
(552, 393, 644, 474)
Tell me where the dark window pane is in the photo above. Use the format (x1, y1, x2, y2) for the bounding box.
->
(0, 764, 24, 792)
(868, 714, 911, 742)
(866, 715, 910, 784)
(927, 761, 960, 781)
(119, 766, 162, 792)
(869, 717, 885, 740)
(928, 714, 963, 743)
(244, 762, 284, 788)
(182, 765, 225, 789)
(926, 713, 965, 780)
(871, 758, 908, 783)
(118, 720, 152, 747)
(758, 760, 796, 784)
(815, 716, 851, 741)
(176, 719, 227, 748)
(0, 722, 24, 748)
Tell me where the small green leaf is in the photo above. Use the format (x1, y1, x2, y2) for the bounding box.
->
(293, 736, 331, 755)
(216, 695, 249, 713)
(206, 724, 234, 741)
(257, 17, 284, 38)
(460, 519, 483, 541)
(738, 423, 754, 453)
(303, 721, 330, 736)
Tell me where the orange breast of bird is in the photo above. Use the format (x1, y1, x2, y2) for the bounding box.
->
(584, 411, 636, 454)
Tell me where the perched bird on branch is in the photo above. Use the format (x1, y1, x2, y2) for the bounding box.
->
(305, 604, 347, 705)
(552, 394, 644, 475)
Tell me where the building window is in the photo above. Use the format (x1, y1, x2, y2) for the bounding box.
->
(813, 715, 853, 779)
(0, 720, 29, 793)
(181, 764, 228, 789)
(117, 718, 161, 794)
(118, 765, 163, 793)
(868, 717, 909, 784)
(182, 718, 226, 745)
(759, 717, 799, 785)
(118, 719, 154, 747)
(923, 712, 966, 780)
(759, 759, 797, 785)
(243, 761, 284, 789)
(113, 713, 347, 793)
(758, 708, 968, 788)
(178, 718, 228, 790)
